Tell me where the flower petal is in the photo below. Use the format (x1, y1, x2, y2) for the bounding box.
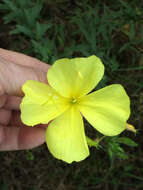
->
(78, 84, 130, 136)
(20, 80, 68, 126)
(21, 80, 55, 104)
(47, 55, 104, 98)
(46, 106, 89, 163)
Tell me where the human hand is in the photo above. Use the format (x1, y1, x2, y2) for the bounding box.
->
(0, 48, 50, 150)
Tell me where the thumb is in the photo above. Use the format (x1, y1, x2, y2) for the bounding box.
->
(0, 57, 49, 96)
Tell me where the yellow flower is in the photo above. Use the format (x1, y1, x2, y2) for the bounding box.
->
(20, 55, 130, 163)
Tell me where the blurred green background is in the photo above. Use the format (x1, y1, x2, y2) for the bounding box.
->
(0, 0, 143, 189)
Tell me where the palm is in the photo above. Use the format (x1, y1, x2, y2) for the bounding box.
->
(0, 48, 50, 150)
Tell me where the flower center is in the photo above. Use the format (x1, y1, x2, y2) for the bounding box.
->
(70, 97, 77, 104)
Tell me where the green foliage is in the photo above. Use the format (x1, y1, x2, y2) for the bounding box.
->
(71, 3, 119, 71)
(0, 182, 7, 190)
(0, 0, 43, 24)
(0, 0, 57, 63)
(117, 137, 138, 147)
(86, 135, 137, 161)
(104, 136, 138, 161)
(0, 0, 142, 67)
(86, 136, 101, 148)
(26, 150, 35, 161)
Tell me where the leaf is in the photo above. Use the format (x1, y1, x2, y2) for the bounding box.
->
(86, 136, 99, 148)
(118, 43, 130, 53)
(2, 0, 16, 11)
(17, 0, 29, 7)
(26, 150, 35, 161)
(0, 3, 10, 10)
(31, 1, 43, 20)
(10, 25, 33, 37)
(3, 12, 16, 24)
(36, 22, 52, 40)
(108, 141, 129, 160)
(117, 137, 138, 147)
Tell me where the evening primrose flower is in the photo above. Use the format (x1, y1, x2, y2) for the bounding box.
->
(20, 55, 130, 163)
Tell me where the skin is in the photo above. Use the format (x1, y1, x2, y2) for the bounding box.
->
(0, 48, 50, 151)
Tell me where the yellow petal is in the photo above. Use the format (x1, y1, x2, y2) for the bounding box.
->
(22, 80, 55, 105)
(20, 80, 68, 126)
(47, 55, 104, 98)
(78, 84, 130, 136)
(46, 106, 89, 163)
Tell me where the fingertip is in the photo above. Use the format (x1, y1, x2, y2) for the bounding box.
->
(0, 126, 46, 151)
(18, 126, 46, 149)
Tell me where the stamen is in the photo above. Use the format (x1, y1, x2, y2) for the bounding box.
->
(70, 97, 77, 104)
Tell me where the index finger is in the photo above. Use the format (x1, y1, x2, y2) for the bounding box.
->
(0, 57, 48, 96)
(0, 48, 50, 71)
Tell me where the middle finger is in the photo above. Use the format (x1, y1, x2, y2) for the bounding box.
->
(4, 96, 21, 110)
(0, 108, 11, 125)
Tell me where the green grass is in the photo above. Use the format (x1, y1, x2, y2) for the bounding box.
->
(0, 0, 143, 189)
